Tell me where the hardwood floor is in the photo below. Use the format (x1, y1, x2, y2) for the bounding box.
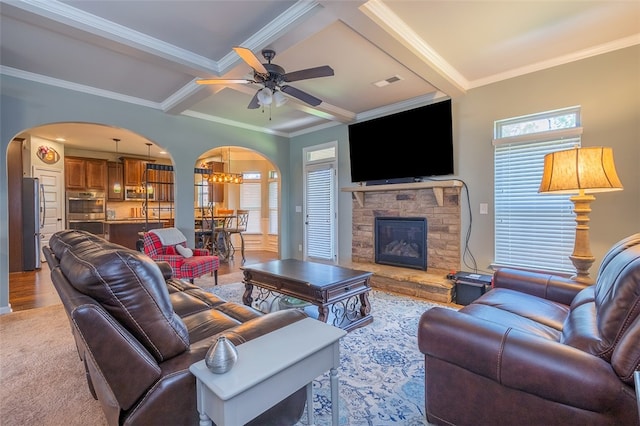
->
(8, 250, 277, 312)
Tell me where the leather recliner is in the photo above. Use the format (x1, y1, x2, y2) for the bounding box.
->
(418, 233, 640, 425)
(44, 229, 308, 425)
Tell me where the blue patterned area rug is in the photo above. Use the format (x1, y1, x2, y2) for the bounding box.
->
(206, 283, 454, 426)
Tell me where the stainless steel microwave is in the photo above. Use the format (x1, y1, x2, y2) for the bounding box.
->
(125, 186, 154, 201)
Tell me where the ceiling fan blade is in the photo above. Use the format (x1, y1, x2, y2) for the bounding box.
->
(233, 46, 268, 75)
(196, 78, 253, 85)
(280, 85, 322, 107)
(283, 65, 334, 83)
(247, 91, 260, 109)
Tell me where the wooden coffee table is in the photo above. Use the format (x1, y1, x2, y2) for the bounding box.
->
(241, 259, 373, 331)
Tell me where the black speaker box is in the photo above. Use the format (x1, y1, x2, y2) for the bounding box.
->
(453, 272, 493, 305)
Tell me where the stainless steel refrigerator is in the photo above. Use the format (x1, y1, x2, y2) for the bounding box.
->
(22, 177, 43, 270)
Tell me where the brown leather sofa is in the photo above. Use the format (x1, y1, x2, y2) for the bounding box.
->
(44, 229, 308, 425)
(418, 233, 640, 425)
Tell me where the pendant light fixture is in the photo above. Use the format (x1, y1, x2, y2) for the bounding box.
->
(112, 138, 121, 194)
(207, 147, 243, 184)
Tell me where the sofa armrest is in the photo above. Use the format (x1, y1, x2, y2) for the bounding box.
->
(73, 304, 161, 411)
(419, 307, 624, 412)
(153, 254, 185, 268)
(155, 261, 174, 279)
(493, 267, 589, 305)
(192, 248, 210, 256)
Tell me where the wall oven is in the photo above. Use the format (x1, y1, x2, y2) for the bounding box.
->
(66, 190, 106, 237)
(66, 190, 106, 220)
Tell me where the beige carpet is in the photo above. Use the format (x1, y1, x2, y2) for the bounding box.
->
(0, 271, 244, 426)
(0, 304, 107, 425)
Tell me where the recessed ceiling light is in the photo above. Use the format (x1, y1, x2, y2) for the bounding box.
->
(55, 137, 66, 142)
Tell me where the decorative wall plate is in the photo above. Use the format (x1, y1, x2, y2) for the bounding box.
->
(37, 145, 60, 164)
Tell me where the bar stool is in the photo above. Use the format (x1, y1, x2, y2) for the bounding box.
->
(213, 209, 234, 261)
(226, 209, 249, 263)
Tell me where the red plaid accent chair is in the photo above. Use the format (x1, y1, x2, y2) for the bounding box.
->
(142, 228, 218, 284)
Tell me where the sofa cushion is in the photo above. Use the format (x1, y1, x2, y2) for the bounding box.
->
(51, 231, 190, 361)
(462, 289, 567, 341)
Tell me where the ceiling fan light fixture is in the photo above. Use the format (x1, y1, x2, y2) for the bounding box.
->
(197, 47, 332, 110)
(257, 87, 273, 106)
(273, 90, 287, 107)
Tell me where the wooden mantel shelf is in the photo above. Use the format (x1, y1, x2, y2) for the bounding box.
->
(342, 180, 462, 207)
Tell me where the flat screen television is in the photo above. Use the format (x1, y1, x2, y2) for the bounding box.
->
(348, 99, 453, 184)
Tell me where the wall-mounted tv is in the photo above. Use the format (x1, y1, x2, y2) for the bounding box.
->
(348, 99, 453, 184)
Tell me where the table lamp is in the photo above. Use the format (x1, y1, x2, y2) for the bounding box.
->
(539, 146, 623, 284)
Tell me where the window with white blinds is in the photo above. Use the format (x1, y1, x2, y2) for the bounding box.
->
(240, 181, 261, 234)
(268, 180, 278, 235)
(494, 106, 582, 274)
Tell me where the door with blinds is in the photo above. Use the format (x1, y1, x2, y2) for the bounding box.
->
(304, 159, 337, 263)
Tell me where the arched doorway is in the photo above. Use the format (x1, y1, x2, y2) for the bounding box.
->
(195, 146, 280, 260)
(7, 122, 170, 273)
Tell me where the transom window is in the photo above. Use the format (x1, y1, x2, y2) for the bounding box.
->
(493, 106, 582, 274)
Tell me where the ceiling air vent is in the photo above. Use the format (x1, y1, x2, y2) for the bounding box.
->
(373, 75, 403, 87)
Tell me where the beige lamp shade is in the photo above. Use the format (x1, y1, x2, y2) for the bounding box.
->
(539, 146, 623, 194)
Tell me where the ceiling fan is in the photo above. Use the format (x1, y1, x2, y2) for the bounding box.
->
(196, 46, 334, 109)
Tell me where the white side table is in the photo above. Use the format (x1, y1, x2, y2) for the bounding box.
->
(635, 370, 640, 423)
(189, 318, 347, 426)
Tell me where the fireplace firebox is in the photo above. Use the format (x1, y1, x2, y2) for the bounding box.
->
(375, 217, 427, 270)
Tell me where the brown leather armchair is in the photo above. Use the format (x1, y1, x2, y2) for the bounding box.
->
(44, 229, 307, 426)
(418, 233, 640, 425)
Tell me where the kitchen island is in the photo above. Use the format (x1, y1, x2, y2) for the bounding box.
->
(104, 220, 167, 250)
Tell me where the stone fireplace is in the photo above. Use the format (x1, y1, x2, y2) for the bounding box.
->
(342, 180, 462, 302)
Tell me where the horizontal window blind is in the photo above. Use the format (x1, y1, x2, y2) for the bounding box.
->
(240, 182, 261, 234)
(494, 138, 579, 274)
(268, 181, 278, 235)
(306, 167, 334, 260)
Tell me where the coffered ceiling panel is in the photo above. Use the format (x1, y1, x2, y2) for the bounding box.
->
(1, 0, 638, 156)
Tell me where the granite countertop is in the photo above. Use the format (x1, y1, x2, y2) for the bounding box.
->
(105, 219, 169, 224)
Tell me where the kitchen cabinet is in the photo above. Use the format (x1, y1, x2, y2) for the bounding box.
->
(152, 167, 174, 202)
(142, 163, 174, 202)
(104, 220, 164, 250)
(65, 156, 107, 190)
(122, 157, 147, 187)
(107, 161, 124, 201)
